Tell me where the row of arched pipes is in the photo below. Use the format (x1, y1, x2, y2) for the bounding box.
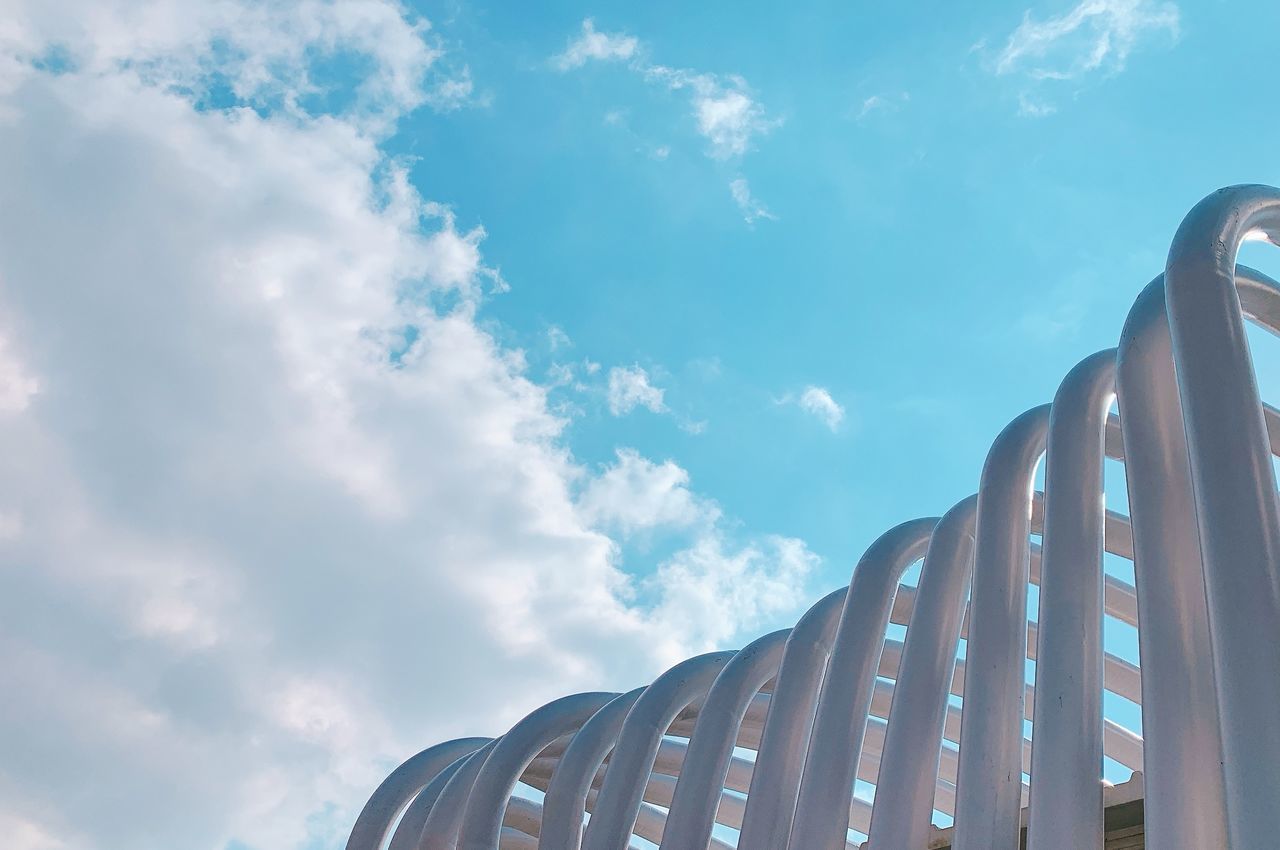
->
(344, 185, 1280, 849)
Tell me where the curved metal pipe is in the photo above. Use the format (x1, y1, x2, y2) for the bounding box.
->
(457, 691, 615, 849)
(1166, 185, 1280, 848)
(737, 587, 847, 850)
(582, 650, 736, 850)
(789, 517, 939, 849)
(388, 754, 480, 850)
(1026, 349, 1115, 850)
(1117, 274, 1229, 849)
(661, 628, 789, 848)
(866, 496, 977, 850)
(540, 688, 645, 849)
(954, 404, 1050, 850)
(346, 737, 490, 850)
(418, 740, 499, 849)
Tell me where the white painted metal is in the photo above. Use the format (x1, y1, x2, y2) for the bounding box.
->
(346, 185, 1280, 850)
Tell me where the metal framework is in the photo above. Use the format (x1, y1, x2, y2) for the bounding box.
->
(344, 185, 1280, 849)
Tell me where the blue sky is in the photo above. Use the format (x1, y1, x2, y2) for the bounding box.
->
(400, 0, 1280, 577)
(2, 1, 1280, 848)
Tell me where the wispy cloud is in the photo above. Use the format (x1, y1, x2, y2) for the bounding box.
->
(552, 18, 638, 70)
(553, 19, 779, 220)
(607, 365, 667, 416)
(641, 67, 778, 159)
(987, 0, 1179, 113)
(730, 178, 776, 225)
(778, 386, 845, 431)
(799, 386, 845, 431)
(856, 91, 910, 121)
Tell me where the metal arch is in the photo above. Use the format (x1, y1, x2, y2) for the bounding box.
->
(660, 628, 789, 848)
(789, 517, 938, 850)
(583, 650, 736, 850)
(346, 186, 1280, 850)
(866, 496, 977, 850)
(737, 587, 847, 850)
(345, 737, 489, 850)
(954, 404, 1051, 850)
(417, 741, 498, 849)
(1166, 186, 1280, 850)
(457, 692, 615, 849)
(1026, 349, 1115, 850)
(539, 688, 644, 850)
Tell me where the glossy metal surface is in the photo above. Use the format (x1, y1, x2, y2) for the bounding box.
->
(661, 628, 788, 848)
(346, 185, 1280, 850)
(346, 737, 490, 850)
(1166, 186, 1280, 850)
(737, 587, 846, 850)
(583, 651, 735, 850)
(865, 496, 976, 850)
(954, 405, 1050, 850)
(789, 518, 938, 849)
(458, 692, 615, 849)
(1026, 350, 1114, 849)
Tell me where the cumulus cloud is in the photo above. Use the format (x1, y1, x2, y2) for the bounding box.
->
(793, 386, 846, 431)
(579, 449, 719, 535)
(607, 364, 667, 416)
(0, 3, 817, 849)
(989, 0, 1179, 112)
(645, 534, 816, 664)
(553, 18, 639, 70)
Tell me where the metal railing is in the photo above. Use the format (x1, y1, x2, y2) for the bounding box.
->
(344, 185, 1280, 850)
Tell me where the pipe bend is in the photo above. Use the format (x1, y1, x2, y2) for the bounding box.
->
(737, 587, 847, 850)
(583, 650, 735, 850)
(539, 688, 645, 850)
(457, 691, 616, 850)
(662, 628, 790, 848)
(346, 737, 491, 850)
(789, 517, 938, 850)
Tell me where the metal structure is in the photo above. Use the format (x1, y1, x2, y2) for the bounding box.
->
(344, 185, 1280, 849)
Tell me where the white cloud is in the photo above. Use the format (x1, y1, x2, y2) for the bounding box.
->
(730, 177, 777, 225)
(694, 83, 768, 158)
(554, 20, 778, 190)
(547, 325, 572, 350)
(607, 364, 667, 416)
(552, 18, 638, 71)
(578, 449, 719, 536)
(644, 534, 816, 665)
(0, 334, 39, 414)
(991, 0, 1179, 111)
(0, 4, 817, 849)
(644, 66, 778, 160)
(797, 386, 846, 431)
(856, 91, 909, 121)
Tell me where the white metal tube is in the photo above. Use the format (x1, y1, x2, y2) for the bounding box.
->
(418, 741, 499, 850)
(457, 691, 615, 849)
(583, 650, 736, 850)
(789, 517, 938, 849)
(737, 587, 847, 850)
(1117, 275, 1229, 849)
(1166, 185, 1280, 849)
(661, 628, 789, 849)
(1027, 349, 1115, 850)
(346, 737, 490, 850)
(539, 688, 645, 850)
(866, 496, 976, 850)
(953, 405, 1049, 850)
